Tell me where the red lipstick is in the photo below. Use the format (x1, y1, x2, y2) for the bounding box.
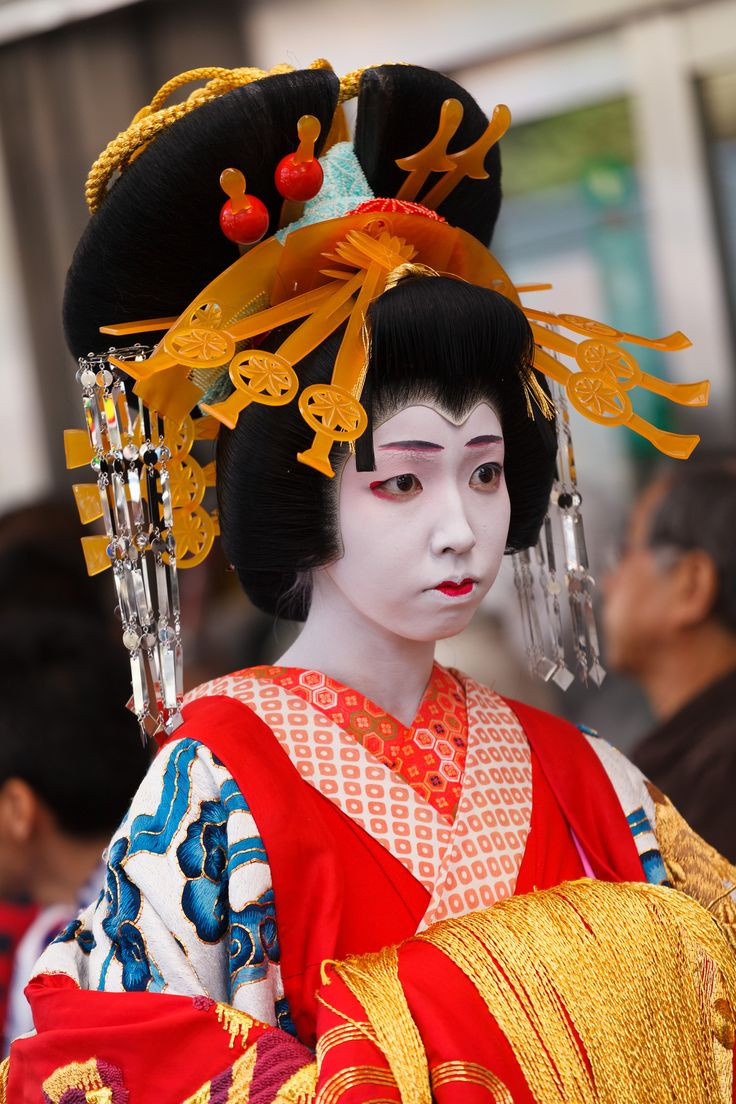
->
(435, 578, 474, 596)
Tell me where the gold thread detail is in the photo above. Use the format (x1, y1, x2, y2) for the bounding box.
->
(316, 1022, 377, 1066)
(42, 1060, 105, 1102)
(417, 879, 736, 1104)
(431, 1060, 515, 1102)
(648, 782, 736, 953)
(383, 261, 440, 291)
(215, 1002, 258, 1049)
(272, 1061, 318, 1104)
(325, 944, 431, 1104)
(317, 1065, 397, 1104)
(85, 61, 399, 213)
(0, 1058, 8, 1104)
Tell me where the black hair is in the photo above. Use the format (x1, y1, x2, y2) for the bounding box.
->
(63, 63, 556, 622)
(0, 609, 149, 837)
(64, 68, 340, 358)
(647, 457, 736, 633)
(217, 276, 556, 619)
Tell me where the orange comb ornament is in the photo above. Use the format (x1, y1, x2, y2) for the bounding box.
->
(100, 86, 707, 481)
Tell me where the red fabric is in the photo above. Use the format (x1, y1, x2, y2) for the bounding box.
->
(315, 941, 538, 1104)
(8, 688, 648, 1102)
(175, 695, 430, 1048)
(173, 694, 643, 1048)
(7, 974, 272, 1103)
(514, 750, 586, 895)
(509, 699, 646, 885)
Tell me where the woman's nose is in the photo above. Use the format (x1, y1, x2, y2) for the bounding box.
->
(430, 494, 476, 556)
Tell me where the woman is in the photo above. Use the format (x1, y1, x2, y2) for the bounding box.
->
(6, 62, 736, 1103)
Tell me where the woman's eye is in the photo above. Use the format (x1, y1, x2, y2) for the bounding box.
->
(369, 473, 422, 498)
(470, 463, 502, 491)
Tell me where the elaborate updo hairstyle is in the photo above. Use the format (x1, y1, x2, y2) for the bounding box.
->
(64, 65, 557, 621)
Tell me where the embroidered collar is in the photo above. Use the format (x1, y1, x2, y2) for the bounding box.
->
(247, 663, 467, 821)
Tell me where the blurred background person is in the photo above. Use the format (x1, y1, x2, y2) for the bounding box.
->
(603, 458, 736, 861)
(0, 501, 149, 1052)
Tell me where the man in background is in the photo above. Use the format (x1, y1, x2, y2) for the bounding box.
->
(602, 458, 736, 861)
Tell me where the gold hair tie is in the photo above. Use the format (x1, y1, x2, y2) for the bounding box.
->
(84, 60, 396, 215)
(384, 262, 440, 291)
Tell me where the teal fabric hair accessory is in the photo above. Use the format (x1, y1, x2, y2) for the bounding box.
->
(276, 142, 374, 244)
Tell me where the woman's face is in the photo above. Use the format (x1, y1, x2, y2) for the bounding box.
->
(322, 401, 510, 642)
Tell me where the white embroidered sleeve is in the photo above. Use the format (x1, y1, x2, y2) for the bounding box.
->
(32, 737, 288, 1028)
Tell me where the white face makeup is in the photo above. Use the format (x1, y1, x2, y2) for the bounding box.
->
(321, 402, 510, 644)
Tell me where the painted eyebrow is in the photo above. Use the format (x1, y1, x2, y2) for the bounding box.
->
(377, 440, 444, 451)
(466, 434, 503, 446)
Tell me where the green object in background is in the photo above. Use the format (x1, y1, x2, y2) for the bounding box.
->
(497, 99, 672, 468)
(581, 156, 671, 459)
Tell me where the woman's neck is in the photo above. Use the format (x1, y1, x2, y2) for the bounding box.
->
(276, 575, 436, 727)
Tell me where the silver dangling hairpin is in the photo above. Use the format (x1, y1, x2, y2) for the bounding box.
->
(512, 379, 605, 689)
(74, 347, 184, 740)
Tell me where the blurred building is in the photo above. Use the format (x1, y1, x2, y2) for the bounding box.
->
(1, 0, 734, 743)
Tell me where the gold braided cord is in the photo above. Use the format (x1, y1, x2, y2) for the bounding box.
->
(84, 60, 391, 214)
(0, 1057, 8, 1104)
(431, 1061, 514, 1103)
(317, 1065, 397, 1104)
(316, 1022, 376, 1066)
(418, 879, 736, 1104)
(325, 945, 431, 1104)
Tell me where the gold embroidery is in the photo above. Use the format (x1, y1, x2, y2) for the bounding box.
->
(225, 1048, 258, 1102)
(180, 1046, 258, 1104)
(42, 1059, 107, 1102)
(316, 1022, 376, 1066)
(324, 945, 431, 1104)
(699, 951, 734, 1104)
(215, 1002, 258, 1048)
(317, 1065, 397, 1104)
(272, 1061, 318, 1104)
(431, 1060, 514, 1102)
(418, 879, 735, 1104)
(180, 1087, 211, 1104)
(649, 782, 736, 952)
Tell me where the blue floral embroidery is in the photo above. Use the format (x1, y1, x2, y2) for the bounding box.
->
(227, 835, 269, 878)
(178, 800, 229, 943)
(229, 889, 280, 996)
(221, 777, 251, 815)
(101, 837, 153, 991)
(129, 739, 199, 856)
(53, 918, 96, 955)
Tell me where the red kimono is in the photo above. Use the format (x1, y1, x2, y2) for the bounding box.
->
(5, 664, 662, 1103)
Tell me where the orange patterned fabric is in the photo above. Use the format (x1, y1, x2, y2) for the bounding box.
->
(420, 684, 533, 925)
(247, 663, 467, 821)
(185, 666, 533, 910)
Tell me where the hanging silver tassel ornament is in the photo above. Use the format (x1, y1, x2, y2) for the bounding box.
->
(512, 379, 605, 689)
(73, 347, 185, 740)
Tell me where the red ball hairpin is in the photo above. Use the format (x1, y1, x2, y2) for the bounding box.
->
(274, 115, 324, 202)
(218, 168, 270, 245)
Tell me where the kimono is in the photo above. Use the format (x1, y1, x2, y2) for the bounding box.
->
(6, 664, 736, 1103)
